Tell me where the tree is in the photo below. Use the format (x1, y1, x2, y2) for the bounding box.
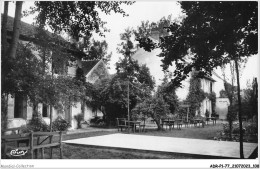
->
(8, 1, 23, 59)
(1, 1, 9, 57)
(27, 1, 134, 39)
(241, 79, 258, 120)
(132, 93, 170, 131)
(94, 60, 155, 126)
(185, 72, 205, 116)
(134, 15, 173, 40)
(87, 39, 112, 67)
(157, 75, 179, 115)
(137, 1, 257, 159)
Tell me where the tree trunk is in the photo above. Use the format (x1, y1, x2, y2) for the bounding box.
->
(1, 1, 9, 57)
(50, 52, 54, 131)
(154, 119, 162, 130)
(229, 121, 232, 140)
(235, 59, 244, 159)
(8, 1, 23, 59)
(33, 102, 38, 116)
(50, 107, 53, 131)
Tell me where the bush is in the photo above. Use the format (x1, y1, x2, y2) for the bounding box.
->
(27, 112, 49, 132)
(90, 116, 104, 126)
(1, 96, 9, 134)
(52, 116, 71, 131)
(205, 110, 209, 118)
(74, 113, 84, 129)
(245, 123, 258, 135)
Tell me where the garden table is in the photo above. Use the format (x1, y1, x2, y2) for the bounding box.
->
(125, 120, 142, 132)
(194, 119, 204, 128)
(161, 119, 175, 130)
(206, 117, 217, 125)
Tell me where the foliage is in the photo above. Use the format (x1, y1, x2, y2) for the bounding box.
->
(211, 111, 218, 118)
(136, 2, 257, 157)
(117, 27, 136, 57)
(1, 95, 8, 133)
(224, 82, 237, 105)
(205, 110, 209, 118)
(244, 122, 258, 135)
(1, 43, 42, 97)
(226, 105, 238, 139)
(185, 72, 216, 117)
(227, 105, 238, 123)
(92, 29, 155, 125)
(221, 122, 257, 142)
(134, 15, 173, 42)
(74, 113, 84, 129)
(219, 89, 228, 98)
(137, 1, 257, 88)
(27, 1, 134, 39)
(90, 116, 104, 126)
(87, 39, 112, 68)
(26, 112, 49, 132)
(75, 67, 86, 83)
(132, 94, 170, 130)
(156, 80, 179, 114)
(94, 71, 153, 126)
(241, 78, 258, 119)
(186, 72, 205, 116)
(52, 116, 71, 131)
(207, 92, 216, 115)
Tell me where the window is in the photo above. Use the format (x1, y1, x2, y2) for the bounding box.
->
(14, 92, 25, 118)
(42, 104, 48, 117)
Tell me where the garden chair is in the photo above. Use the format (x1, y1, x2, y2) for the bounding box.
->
(138, 118, 146, 132)
(116, 118, 130, 132)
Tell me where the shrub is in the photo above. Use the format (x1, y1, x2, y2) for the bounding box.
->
(74, 113, 84, 129)
(52, 116, 71, 131)
(90, 116, 104, 126)
(211, 111, 218, 118)
(245, 123, 258, 135)
(1, 96, 8, 134)
(27, 112, 49, 132)
(205, 110, 209, 118)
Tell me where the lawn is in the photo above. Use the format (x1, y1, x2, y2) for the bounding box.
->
(3, 122, 257, 159)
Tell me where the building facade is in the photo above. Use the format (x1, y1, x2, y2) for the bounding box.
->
(3, 15, 108, 130)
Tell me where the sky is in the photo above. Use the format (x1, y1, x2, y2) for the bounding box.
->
(2, 1, 259, 94)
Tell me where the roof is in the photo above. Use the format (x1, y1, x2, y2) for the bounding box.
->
(193, 71, 216, 82)
(2, 14, 64, 41)
(4, 15, 35, 36)
(81, 60, 100, 75)
(2, 14, 87, 58)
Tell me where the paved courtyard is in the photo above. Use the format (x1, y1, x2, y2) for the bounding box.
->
(63, 133, 257, 159)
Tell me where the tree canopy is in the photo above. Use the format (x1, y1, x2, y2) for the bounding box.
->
(138, 1, 258, 87)
(27, 1, 134, 39)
